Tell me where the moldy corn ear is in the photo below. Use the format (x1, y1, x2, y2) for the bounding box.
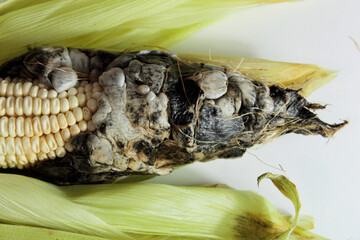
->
(0, 47, 346, 184)
(0, 173, 327, 239)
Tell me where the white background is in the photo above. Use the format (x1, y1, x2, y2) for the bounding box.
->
(148, 0, 360, 239)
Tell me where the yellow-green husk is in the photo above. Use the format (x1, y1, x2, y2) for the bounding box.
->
(0, 173, 326, 240)
(0, 0, 294, 65)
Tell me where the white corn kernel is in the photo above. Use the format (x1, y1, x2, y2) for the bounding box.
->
(69, 95, 79, 109)
(29, 85, 39, 97)
(82, 107, 92, 121)
(48, 150, 57, 159)
(24, 118, 34, 137)
(92, 86, 103, 93)
(6, 155, 16, 168)
(40, 116, 51, 134)
(37, 83, 45, 88)
(77, 86, 85, 93)
(5, 137, 15, 155)
(79, 120, 88, 131)
(58, 91, 67, 98)
(0, 97, 5, 116)
(26, 152, 37, 164)
(50, 98, 60, 114)
(6, 96, 15, 116)
(57, 113, 68, 129)
(65, 111, 76, 126)
(56, 147, 66, 158)
(32, 117, 43, 136)
(65, 141, 74, 152)
(39, 136, 50, 153)
(23, 96, 33, 116)
(61, 128, 71, 142)
(0, 155, 7, 168)
(31, 136, 40, 153)
(32, 98, 42, 115)
(60, 98, 70, 112)
(8, 117, 16, 137)
(14, 83, 23, 97)
(70, 124, 81, 136)
(22, 137, 32, 153)
(23, 82, 32, 95)
(0, 137, 6, 155)
(84, 83, 92, 92)
(16, 117, 24, 137)
(0, 80, 9, 96)
(54, 132, 65, 147)
(48, 89, 58, 98)
(68, 87, 78, 96)
(50, 115, 60, 133)
(46, 134, 58, 151)
(14, 97, 23, 115)
(92, 92, 103, 100)
(92, 82, 101, 88)
(6, 83, 15, 96)
(87, 98, 98, 112)
(73, 107, 83, 122)
(77, 93, 86, 107)
(0, 117, 9, 137)
(38, 88, 48, 99)
(37, 152, 48, 161)
(17, 155, 28, 166)
(41, 98, 50, 115)
(14, 137, 24, 155)
(85, 92, 92, 100)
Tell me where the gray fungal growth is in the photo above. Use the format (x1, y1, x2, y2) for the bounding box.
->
(194, 70, 228, 99)
(0, 47, 346, 185)
(51, 66, 78, 92)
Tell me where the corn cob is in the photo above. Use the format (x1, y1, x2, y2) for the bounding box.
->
(0, 47, 346, 184)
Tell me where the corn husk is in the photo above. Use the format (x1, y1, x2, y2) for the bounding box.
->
(179, 54, 336, 96)
(0, 0, 294, 65)
(0, 173, 326, 240)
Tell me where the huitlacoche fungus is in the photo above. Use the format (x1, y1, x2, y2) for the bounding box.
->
(0, 47, 346, 184)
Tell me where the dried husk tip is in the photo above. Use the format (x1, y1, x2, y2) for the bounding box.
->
(179, 54, 337, 97)
(0, 173, 327, 239)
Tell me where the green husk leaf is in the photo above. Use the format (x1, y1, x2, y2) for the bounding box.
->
(257, 173, 327, 240)
(0, 174, 132, 239)
(257, 173, 300, 240)
(0, 173, 326, 239)
(285, 215, 315, 231)
(0, 223, 107, 240)
(0, 0, 295, 64)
